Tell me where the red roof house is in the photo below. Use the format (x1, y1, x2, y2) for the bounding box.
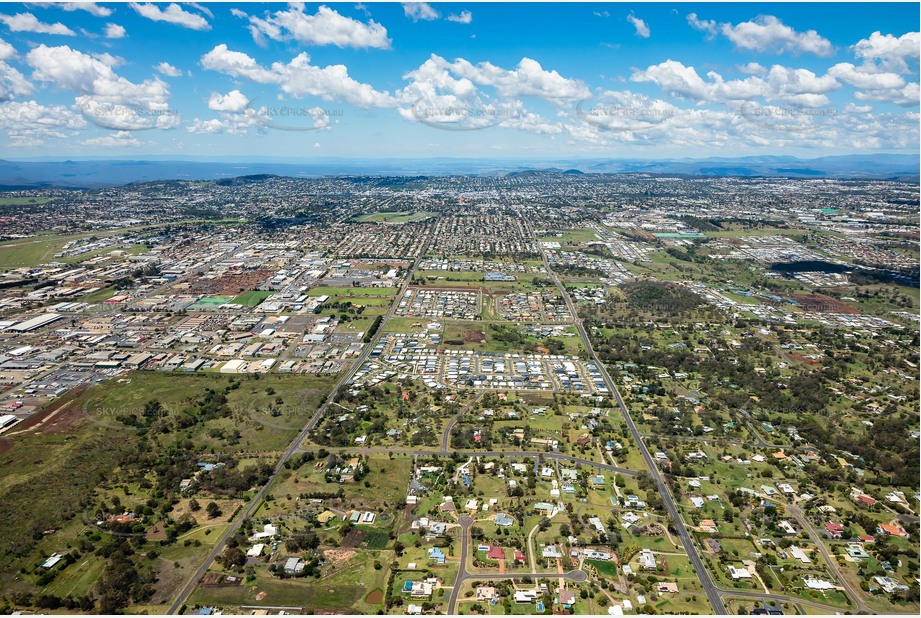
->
(488, 546, 505, 560)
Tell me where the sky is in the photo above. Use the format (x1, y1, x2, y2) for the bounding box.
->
(0, 1, 918, 160)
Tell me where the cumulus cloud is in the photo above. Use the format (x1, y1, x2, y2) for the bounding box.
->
(686, 13, 717, 37)
(632, 60, 839, 106)
(188, 101, 330, 135)
(104, 23, 126, 39)
(688, 14, 832, 56)
(82, 130, 141, 147)
(853, 31, 920, 73)
(446, 11, 473, 24)
(208, 89, 249, 112)
(26, 44, 171, 112)
(0, 12, 75, 35)
(721, 15, 833, 56)
(627, 13, 650, 38)
(0, 38, 33, 101)
(201, 44, 395, 108)
(413, 55, 590, 102)
(0, 38, 13, 61)
(129, 2, 210, 31)
(403, 3, 439, 22)
(739, 62, 767, 75)
(239, 5, 391, 49)
(33, 2, 112, 17)
(0, 99, 85, 145)
(154, 62, 182, 77)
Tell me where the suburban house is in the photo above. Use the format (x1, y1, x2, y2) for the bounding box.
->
(514, 590, 538, 603)
(728, 565, 752, 580)
(639, 549, 656, 570)
(428, 547, 446, 564)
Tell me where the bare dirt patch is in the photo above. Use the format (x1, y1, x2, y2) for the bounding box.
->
(365, 589, 384, 604)
(463, 329, 486, 343)
(324, 548, 357, 563)
(787, 293, 858, 314)
(146, 520, 167, 541)
(9, 386, 87, 436)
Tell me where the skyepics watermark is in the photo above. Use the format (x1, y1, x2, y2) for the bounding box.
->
(246, 99, 341, 132)
(82, 404, 143, 431)
(740, 99, 838, 133)
(409, 98, 517, 131)
(576, 97, 676, 132)
(79, 99, 180, 131)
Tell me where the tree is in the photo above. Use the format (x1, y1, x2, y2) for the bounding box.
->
(206, 502, 222, 519)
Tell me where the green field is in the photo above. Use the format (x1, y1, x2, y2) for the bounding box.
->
(0, 196, 52, 206)
(0, 219, 241, 269)
(231, 290, 274, 306)
(189, 555, 390, 612)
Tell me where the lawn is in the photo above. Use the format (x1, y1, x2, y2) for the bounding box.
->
(189, 551, 391, 612)
(231, 290, 274, 307)
(0, 196, 52, 206)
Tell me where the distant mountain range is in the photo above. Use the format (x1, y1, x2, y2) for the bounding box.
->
(0, 154, 917, 189)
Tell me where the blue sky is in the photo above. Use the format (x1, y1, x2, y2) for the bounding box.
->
(0, 2, 918, 159)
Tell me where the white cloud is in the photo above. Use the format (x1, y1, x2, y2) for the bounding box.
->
(188, 102, 329, 135)
(0, 12, 75, 35)
(826, 63, 918, 107)
(201, 44, 395, 108)
(739, 62, 767, 76)
(414, 55, 590, 102)
(853, 82, 920, 106)
(82, 130, 141, 147)
(0, 60, 33, 101)
(33, 2, 112, 18)
(720, 15, 833, 56)
(187, 116, 252, 135)
(397, 55, 584, 134)
(0, 38, 33, 101)
(0, 38, 13, 61)
(0, 99, 85, 145)
(208, 89, 249, 112)
(154, 62, 182, 77)
(627, 13, 650, 38)
(827, 63, 906, 91)
(686, 13, 717, 37)
(200, 44, 276, 83)
(853, 31, 920, 73)
(403, 3, 439, 22)
(241, 5, 391, 49)
(446, 11, 473, 24)
(26, 44, 171, 111)
(632, 60, 838, 106)
(104, 23, 126, 39)
(129, 2, 210, 31)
